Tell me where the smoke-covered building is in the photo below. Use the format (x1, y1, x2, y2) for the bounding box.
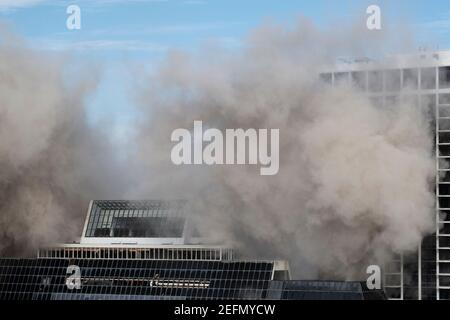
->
(0, 200, 385, 300)
(320, 50, 450, 300)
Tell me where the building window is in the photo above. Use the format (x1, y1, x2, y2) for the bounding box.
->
(439, 66, 450, 89)
(334, 72, 349, 85)
(402, 95, 419, 108)
(403, 68, 419, 89)
(421, 67, 436, 90)
(440, 93, 450, 105)
(319, 73, 332, 85)
(351, 71, 366, 91)
(368, 71, 383, 92)
(421, 95, 436, 133)
(384, 69, 401, 92)
(385, 96, 399, 106)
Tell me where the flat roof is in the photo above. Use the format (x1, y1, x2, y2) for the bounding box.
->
(321, 50, 450, 72)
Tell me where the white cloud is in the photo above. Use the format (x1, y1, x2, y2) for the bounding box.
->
(90, 21, 245, 37)
(69, 0, 167, 7)
(183, 0, 207, 5)
(0, 0, 46, 11)
(32, 38, 168, 53)
(67, 39, 167, 52)
(91, 0, 167, 3)
(0, 0, 166, 12)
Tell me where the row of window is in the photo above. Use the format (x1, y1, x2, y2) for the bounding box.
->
(326, 93, 443, 118)
(92, 200, 186, 211)
(0, 280, 272, 291)
(38, 247, 233, 261)
(0, 270, 273, 282)
(0, 285, 386, 300)
(1, 267, 271, 277)
(0, 258, 273, 270)
(320, 66, 450, 92)
(0, 287, 268, 300)
(85, 204, 186, 238)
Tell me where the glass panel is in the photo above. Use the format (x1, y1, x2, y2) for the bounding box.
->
(421, 67, 436, 90)
(334, 72, 350, 85)
(384, 69, 401, 92)
(351, 71, 366, 91)
(440, 93, 450, 105)
(440, 66, 450, 89)
(403, 68, 419, 89)
(368, 71, 383, 92)
(319, 73, 332, 85)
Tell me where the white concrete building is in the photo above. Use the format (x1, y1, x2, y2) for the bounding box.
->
(321, 50, 450, 300)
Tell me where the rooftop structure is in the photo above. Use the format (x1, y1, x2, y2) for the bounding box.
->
(80, 200, 200, 246)
(0, 200, 386, 300)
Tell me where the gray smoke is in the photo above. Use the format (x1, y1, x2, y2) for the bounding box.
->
(132, 19, 436, 279)
(0, 29, 130, 255)
(0, 18, 438, 280)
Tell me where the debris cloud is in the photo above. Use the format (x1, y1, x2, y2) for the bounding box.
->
(133, 19, 436, 279)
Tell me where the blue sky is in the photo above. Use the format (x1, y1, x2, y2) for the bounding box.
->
(1, 0, 449, 139)
(2, 0, 450, 55)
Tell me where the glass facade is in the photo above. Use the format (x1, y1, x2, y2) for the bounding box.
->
(0, 258, 385, 300)
(0, 258, 274, 300)
(276, 281, 384, 300)
(84, 200, 187, 238)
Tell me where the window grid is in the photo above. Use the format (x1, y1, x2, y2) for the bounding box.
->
(85, 200, 187, 238)
(0, 258, 286, 300)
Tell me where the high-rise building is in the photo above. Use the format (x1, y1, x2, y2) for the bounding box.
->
(320, 50, 450, 300)
(0, 200, 385, 300)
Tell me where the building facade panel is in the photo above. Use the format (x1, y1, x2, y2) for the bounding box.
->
(320, 51, 450, 299)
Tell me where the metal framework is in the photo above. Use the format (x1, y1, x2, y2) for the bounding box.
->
(0, 257, 387, 300)
(37, 246, 234, 261)
(83, 200, 186, 238)
(79, 200, 203, 246)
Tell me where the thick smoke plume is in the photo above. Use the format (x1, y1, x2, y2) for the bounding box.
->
(0, 18, 438, 280)
(133, 19, 436, 279)
(0, 31, 129, 255)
